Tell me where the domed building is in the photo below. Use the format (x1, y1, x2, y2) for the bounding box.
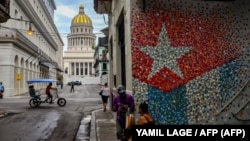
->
(63, 4, 96, 80)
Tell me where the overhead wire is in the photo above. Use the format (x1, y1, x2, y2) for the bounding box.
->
(0, 24, 103, 38)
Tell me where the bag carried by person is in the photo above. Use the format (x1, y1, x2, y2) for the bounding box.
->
(99, 90, 103, 95)
(125, 112, 134, 130)
(124, 109, 134, 141)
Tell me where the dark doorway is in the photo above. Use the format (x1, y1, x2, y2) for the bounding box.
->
(117, 13, 126, 87)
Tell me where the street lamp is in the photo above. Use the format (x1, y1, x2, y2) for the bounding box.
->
(9, 17, 34, 35)
(27, 22, 33, 35)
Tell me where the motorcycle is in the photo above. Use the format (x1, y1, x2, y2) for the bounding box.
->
(27, 79, 67, 108)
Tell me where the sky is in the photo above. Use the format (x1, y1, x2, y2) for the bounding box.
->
(53, 0, 108, 51)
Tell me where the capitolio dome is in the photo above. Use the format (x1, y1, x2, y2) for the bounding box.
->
(71, 4, 92, 26)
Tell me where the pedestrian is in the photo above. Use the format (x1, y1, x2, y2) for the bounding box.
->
(137, 101, 155, 125)
(0, 82, 5, 99)
(99, 82, 110, 112)
(70, 82, 74, 93)
(112, 85, 135, 141)
(61, 82, 63, 89)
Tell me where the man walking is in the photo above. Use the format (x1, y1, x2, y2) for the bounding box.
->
(70, 82, 75, 93)
(112, 85, 135, 141)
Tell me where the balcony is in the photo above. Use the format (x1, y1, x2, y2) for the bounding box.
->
(0, 0, 10, 23)
(94, 0, 111, 14)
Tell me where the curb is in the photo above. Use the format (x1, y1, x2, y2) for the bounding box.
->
(75, 114, 92, 141)
(89, 108, 102, 141)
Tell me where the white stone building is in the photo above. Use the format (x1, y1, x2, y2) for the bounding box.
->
(63, 4, 96, 82)
(0, 0, 64, 97)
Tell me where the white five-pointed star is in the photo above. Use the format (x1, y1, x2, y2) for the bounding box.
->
(139, 24, 192, 79)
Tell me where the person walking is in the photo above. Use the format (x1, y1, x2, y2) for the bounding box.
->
(100, 82, 110, 112)
(0, 82, 5, 99)
(112, 85, 135, 141)
(61, 82, 63, 89)
(70, 82, 74, 93)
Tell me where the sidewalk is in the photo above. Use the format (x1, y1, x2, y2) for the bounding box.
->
(89, 108, 119, 141)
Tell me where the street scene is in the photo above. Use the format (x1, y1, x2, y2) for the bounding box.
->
(0, 84, 105, 141)
(1, 0, 250, 141)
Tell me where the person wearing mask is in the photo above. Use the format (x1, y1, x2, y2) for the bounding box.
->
(100, 82, 110, 112)
(112, 85, 135, 141)
(137, 101, 155, 125)
(0, 82, 5, 99)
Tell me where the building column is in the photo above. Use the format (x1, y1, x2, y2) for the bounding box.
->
(70, 38, 72, 48)
(77, 37, 79, 47)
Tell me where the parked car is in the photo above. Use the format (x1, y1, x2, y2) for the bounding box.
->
(56, 80, 62, 86)
(67, 82, 71, 86)
(67, 81, 82, 86)
(74, 81, 82, 85)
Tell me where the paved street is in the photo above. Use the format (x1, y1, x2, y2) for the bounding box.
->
(0, 84, 103, 141)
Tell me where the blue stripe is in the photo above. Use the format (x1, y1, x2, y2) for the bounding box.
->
(218, 57, 249, 105)
(148, 85, 189, 125)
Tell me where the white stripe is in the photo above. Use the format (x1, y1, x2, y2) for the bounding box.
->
(186, 68, 220, 124)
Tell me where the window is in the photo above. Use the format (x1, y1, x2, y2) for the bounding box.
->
(85, 63, 88, 75)
(65, 67, 68, 74)
(71, 63, 74, 75)
(103, 63, 107, 70)
(76, 63, 79, 75)
(80, 63, 83, 75)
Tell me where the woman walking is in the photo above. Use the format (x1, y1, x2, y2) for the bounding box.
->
(100, 82, 110, 112)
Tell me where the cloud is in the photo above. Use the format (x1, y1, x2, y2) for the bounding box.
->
(55, 5, 78, 19)
(54, 0, 108, 50)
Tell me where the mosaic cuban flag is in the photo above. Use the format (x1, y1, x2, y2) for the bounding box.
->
(131, 0, 250, 124)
